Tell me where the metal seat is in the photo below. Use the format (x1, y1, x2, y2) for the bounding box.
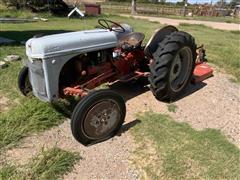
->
(118, 32, 145, 49)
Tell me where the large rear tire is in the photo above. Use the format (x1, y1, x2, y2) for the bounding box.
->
(71, 89, 126, 146)
(148, 31, 196, 101)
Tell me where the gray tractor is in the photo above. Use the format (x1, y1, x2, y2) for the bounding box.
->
(18, 19, 196, 145)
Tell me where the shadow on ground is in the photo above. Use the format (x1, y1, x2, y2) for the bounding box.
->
(0, 30, 72, 42)
(175, 81, 207, 101)
(109, 78, 150, 102)
(117, 119, 141, 136)
(110, 77, 207, 103)
(52, 77, 207, 119)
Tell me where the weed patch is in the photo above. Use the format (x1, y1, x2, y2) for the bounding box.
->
(0, 98, 64, 149)
(167, 103, 178, 113)
(0, 147, 80, 179)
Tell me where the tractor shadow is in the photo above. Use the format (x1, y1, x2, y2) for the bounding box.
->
(52, 78, 207, 119)
(109, 77, 207, 103)
(0, 30, 72, 44)
(174, 81, 207, 102)
(109, 77, 150, 102)
(117, 119, 141, 136)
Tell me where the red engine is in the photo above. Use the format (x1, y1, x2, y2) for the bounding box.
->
(62, 47, 147, 97)
(112, 47, 146, 75)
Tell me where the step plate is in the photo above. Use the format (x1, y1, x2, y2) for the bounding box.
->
(192, 63, 213, 83)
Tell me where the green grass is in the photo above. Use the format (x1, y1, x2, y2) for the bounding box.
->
(0, 15, 161, 42)
(25, 147, 80, 179)
(0, 8, 34, 19)
(0, 60, 64, 149)
(0, 147, 80, 180)
(0, 4, 50, 19)
(0, 98, 64, 149)
(0, 61, 25, 99)
(179, 23, 240, 82)
(0, 164, 17, 180)
(132, 112, 240, 179)
(167, 103, 178, 113)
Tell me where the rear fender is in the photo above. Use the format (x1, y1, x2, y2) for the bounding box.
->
(144, 26, 178, 58)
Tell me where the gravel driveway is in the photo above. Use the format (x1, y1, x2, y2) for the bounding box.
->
(120, 14, 240, 31)
(5, 69, 240, 179)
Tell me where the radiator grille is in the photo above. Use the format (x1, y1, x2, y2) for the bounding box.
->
(28, 60, 47, 98)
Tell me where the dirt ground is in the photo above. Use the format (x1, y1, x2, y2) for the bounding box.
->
(4, 66, 240, 179)
(120, 14, 240, 31)
(0, 95, 10, 112)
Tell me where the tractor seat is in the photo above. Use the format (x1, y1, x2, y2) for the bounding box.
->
(118, 32, 145, 51)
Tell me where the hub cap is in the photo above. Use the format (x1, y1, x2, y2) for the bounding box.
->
(170, 47, 192, 92)
(83, 100, 121, 139)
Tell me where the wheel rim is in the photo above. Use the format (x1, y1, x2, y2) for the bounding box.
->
(170, 46, 193, 92)
(82, 99, 121, 139)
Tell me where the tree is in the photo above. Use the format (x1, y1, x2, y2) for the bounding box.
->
(1, 0, 27, 9)
(1, 0, 69, 13)
(159, 0, 166, 4)
(131, 0, 137, 15)
(230, 0, 240, 7)
(216, 0, 227, 7)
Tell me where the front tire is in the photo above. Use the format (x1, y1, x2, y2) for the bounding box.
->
(148, 31, 196, 101)
(71, 89, 126, 145)
(18, 66, 32, 96)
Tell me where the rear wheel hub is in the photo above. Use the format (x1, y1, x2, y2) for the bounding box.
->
(170, 47, 192, 93)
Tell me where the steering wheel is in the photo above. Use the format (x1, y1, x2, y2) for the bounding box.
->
(98, 19, 125, 33)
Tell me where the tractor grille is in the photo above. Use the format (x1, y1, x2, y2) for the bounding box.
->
(28, 60, 47, 101)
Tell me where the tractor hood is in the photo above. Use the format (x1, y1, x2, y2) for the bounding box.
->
(26, 29, 118, 59)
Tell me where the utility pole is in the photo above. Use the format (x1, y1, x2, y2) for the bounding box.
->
(183, 0, 188, 16)
(221, 0, 224, 8)
(131, 0, 137, 15)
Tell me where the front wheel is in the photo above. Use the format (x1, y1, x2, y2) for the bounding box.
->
(148, 31, 197, 101)
(18, 66, 32, 96)
(71, 89, 126, 145)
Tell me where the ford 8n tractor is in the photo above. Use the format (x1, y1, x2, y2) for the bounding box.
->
(18, 19, 196, 145)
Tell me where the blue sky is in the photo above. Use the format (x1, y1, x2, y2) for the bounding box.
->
(165, 0, 231, 4)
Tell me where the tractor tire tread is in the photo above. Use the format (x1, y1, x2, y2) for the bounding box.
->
(148, 31, 196, 101)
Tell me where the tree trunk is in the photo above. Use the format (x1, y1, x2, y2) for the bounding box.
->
(131, 0, 137, 15)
